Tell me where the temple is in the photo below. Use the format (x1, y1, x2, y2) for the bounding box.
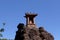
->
(24, 12, 37, 28)
(15, 12, 54, 40)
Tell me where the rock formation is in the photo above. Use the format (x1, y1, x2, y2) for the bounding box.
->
(15, 13, 54, 40)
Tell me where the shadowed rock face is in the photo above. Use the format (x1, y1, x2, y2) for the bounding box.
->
(39, 27, 54, 40)
(15, 23, 54, 40)
(15, 23, 25, 40)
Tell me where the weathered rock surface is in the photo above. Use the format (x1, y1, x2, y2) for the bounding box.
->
(15, 23, 54, 40)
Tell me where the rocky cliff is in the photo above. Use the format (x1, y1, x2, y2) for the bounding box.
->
(15, 23, 54, 40)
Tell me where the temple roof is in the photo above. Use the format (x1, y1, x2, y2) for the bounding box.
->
(24, 12, 38, 18)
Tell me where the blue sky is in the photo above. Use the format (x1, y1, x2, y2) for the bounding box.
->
(0, 0, 60, 40)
